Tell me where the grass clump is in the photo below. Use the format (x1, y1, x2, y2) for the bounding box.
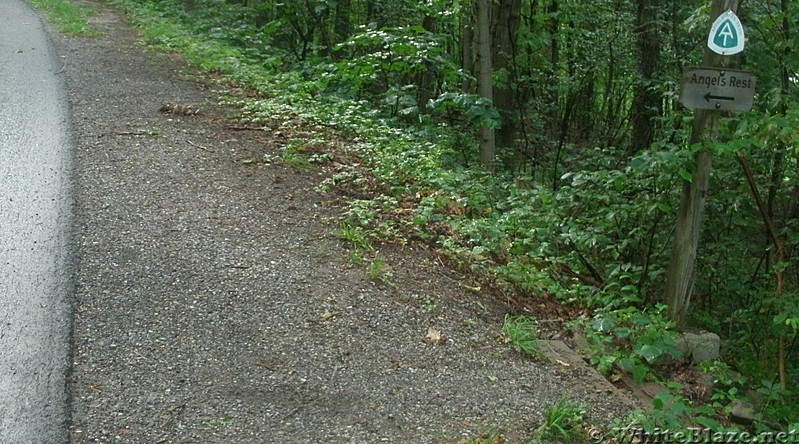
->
(26, 0, 97, 36)
(530, 399, 588, 443)
(502, 314, 541, 359)
(339, 221, 372, 252)
(280, 144, 314, 171)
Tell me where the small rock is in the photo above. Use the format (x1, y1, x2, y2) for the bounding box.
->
(729, 399, 755, 425)
(570, 330, 593, 360)
(675, 332, 720, 363)
(640, 381, 669, 398)
(695, 372, 716, 400)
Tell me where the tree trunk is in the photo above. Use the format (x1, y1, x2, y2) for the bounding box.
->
(461, 6, 474, 93)
(490, 0, 522, 151)
(664, 129, 714, 324)
(334, 0, 352, 45)
(366, 1, 377, 25)
(317, 6, 332, 57)
(476, 0, 496, 171)
(777, 0, 791, 393)
(417, 15, 438, 113)
(629, 0, 661, 155)
(546, 0, 560, 140)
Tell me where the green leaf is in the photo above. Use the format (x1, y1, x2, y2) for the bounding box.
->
(630, 312, 649, 326)
(635, 343, 662, 363)
(631, 363, 647, 383)
(614, 327, 631, 339)
(618, 356, 635, 371)
(628, 157, 647, 171)
(650, 392, 673, 410)
(591, 316, 616, 332)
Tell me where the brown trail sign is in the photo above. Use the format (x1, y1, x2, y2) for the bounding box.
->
(680, 67, 756, 112)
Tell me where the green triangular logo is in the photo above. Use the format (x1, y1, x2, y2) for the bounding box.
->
(713, 19, 738, 48)
(707, 10, 745, 55)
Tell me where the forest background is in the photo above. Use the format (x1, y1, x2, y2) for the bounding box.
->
(41, 0, 799, 436)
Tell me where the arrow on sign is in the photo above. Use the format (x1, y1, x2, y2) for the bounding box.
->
(704, 92, 735, 102)
(680, 67, 756, 112)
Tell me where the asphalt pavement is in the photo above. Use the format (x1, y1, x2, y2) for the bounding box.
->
(0, 1, 74, 443)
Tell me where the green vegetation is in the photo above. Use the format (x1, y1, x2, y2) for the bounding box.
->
(54, 0, 799, 436)
(531, 399, 588, 443)
(365, 256, 392, 285)
(26, 0, 97, 35)
(423, 295, 437, 313)
(575, 304, 683, 384)
(279, 142, 315, 171)
(456, 429, 505, 444)
(201, 416, 233, 428)
(502, 314, 541, 359)
(339, 220, 371, 252)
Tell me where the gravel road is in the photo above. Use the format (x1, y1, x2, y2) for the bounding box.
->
(54, 2, 634, 442)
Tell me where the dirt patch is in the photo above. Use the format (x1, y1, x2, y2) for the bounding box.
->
(55, 2, 635, 442)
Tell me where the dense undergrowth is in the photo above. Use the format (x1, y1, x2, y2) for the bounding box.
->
(82, 0, 799, 439)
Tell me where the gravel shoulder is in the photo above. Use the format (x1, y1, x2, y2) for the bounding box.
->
(55, 2, 635, 442)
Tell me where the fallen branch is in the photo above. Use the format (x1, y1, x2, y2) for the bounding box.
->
(226, 125, 269, 131)
(187, 139, 214, 152)
(104, 131, 159, 137)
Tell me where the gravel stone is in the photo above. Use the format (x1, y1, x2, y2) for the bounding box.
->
(54, 2, 634, 443)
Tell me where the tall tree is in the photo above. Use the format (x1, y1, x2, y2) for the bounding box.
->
(476, 0, 496, 171)
(461, 3, 474, 92)
(629, 0, 661, 154)
(333, 0, 352, 45)
(417, 14, 438, 113)
(491, 0, 522, 151)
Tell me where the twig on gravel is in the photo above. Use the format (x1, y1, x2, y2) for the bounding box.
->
(226, 125, 269, 131)
(158, 404, 185, 428)
(104, 131, 158, 137)
(279, 405, 302, 422)
(132, 349, 150, 361)
(187, 139, 214, 152)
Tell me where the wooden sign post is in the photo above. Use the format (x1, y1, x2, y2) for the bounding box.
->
(663, 0, 746, 324)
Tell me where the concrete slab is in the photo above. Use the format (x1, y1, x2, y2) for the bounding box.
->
(537, 340, 642, 410)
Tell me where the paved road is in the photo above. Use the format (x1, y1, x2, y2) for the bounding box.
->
(0, 1, 74, 442)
